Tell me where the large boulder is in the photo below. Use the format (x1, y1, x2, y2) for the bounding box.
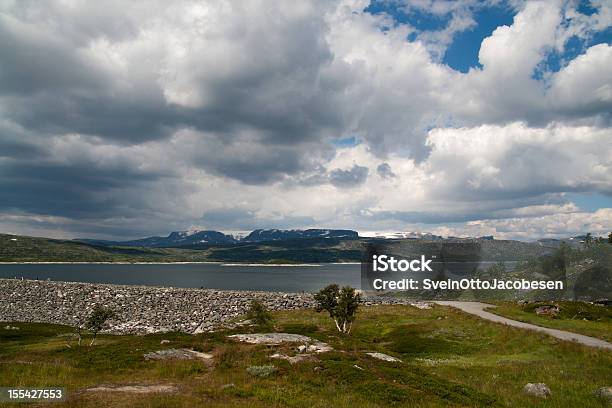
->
(534, 305, 559, 316)
(523, 383, 552, 398)
(594, 387, 612, 404)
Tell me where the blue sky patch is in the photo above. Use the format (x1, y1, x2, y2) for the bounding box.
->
(443, 5, 515, 72)
(363, 1, 611, 75)
(332, 136, 360, 148)
(535, 26, 612, 79)
(566, 192, 612, 212)
(364, 1, 451, 31)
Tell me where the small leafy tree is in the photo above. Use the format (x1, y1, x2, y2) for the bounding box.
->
(608, 232, 612, 244)
(65, 326, 83, 348)
(314, 284, 360, 334)
(246, 299, 274, 326)
(85, 305, 117, 346)
(585, 232, 593, 246)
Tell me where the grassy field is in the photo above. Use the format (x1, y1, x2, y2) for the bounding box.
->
(488, 301, 612, 342)
(1, 304, 611, 407)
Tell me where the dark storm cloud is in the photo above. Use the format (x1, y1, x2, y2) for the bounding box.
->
(4, 93, 180, 143)
(369, 193, 575, 225)
(0, 134, 45, 159)
(204, 152, 305, 185)
(0, 0, 348, 166)
(329, 165, 369, 188)
(185, 132, 335, 185)
(0, 158, 168, 218)
(199, 208, 316, 231)
(376, 162, 396, 179)
(0, 15, 107, 95)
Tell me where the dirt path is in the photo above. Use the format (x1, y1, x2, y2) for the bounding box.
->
(434, 301, 612, 350)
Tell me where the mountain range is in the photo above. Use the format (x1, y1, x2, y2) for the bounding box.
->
(77, 228, 359, 248)
(2, 230, 572, 263)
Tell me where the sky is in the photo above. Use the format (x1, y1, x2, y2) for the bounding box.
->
(0, 0, 611, 241)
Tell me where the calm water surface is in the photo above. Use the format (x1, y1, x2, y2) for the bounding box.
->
(0, 262, 515, 292)
(0, 263, 361, 292)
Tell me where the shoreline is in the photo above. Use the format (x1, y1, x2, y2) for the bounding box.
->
(0, 261, 223, 265)
(0, 261, 358, 265)
(220, 263, 320, 267)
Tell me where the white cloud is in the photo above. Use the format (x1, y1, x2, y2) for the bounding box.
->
(550, 43, 612, 115)
(0, 0, 610, 240)
(427, 208, 612, 240)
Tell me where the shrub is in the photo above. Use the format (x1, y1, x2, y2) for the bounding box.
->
(246, 299, 274, 326)
(85, 305, 117, 346)
(314, 284, 360, 334)
(246, 365, 277, 377)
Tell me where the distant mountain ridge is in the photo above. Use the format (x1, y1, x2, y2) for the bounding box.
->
(78, 230, 235, 248)
(242, 229, 359, 242)
(77, 228, 359, 248)
(3, 231, 560, 263)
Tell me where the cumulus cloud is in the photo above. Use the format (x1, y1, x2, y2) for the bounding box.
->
(0, 0, 610, 239)
(330, 165, 370, 187)
(426, 208, 612, 240)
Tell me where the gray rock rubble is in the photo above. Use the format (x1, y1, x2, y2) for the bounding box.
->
(0, 278, 416, 334)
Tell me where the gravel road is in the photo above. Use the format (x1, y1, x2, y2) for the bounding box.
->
(435, 301, 612, 350)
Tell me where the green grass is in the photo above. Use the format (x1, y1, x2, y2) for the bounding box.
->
(488, 301, 612, 342)
(1, 304, 611, 407)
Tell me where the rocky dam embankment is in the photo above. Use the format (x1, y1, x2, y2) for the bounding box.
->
(0, 278, 411, 334)
(0, 278, 317, 334)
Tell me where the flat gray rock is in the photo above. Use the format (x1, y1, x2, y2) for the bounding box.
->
(228, 333, 312, 344)
(144, 348, 213, 361)
(409, 302, 433, 310)
(85, 384, 178, 394)
(270, 353, 313, 364)
(366, 352, 401, 362)
(228, 333, 332, 353)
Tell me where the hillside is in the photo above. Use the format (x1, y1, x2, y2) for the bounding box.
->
(0, 233, 558, 263)
(0, 234, 360, 263)
(0, 234, 208, 263)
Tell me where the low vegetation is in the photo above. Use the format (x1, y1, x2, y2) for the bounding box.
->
(246, 300, 274, 328)
(1, 303, 610, 407)
(84, 306, 118, 346)
(489, 301, 612, 342)
(314, 284, 360, 333)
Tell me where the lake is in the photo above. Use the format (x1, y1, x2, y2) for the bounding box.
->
(0, 263, 362, 292)
(0, 261, 516, 292)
